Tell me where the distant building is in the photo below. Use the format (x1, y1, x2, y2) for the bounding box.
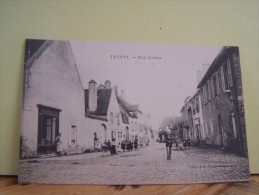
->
(158, 117, 175, 142)
(116, 89, 146, 146)
(180, 99, 193, 142)
(188, 90, 205, 145)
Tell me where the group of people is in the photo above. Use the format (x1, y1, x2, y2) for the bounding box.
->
(102, 140, 117, 155)
(101, 138, 139, 155)
(55, 132, 140, 157)
(121, 139, 138, 152)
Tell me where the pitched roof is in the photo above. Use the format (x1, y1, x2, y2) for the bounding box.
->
(197, 46, 238, 88)
(85, 88, 112, 119)
(24, 39, 46, 64)
(117, 96, 139, 112)
(118, 104, 130, 124)
(25, 40, 53, 69)
(116, 95, 142, 120)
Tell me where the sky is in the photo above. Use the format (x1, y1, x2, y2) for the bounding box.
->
(70, 41, 222, 129)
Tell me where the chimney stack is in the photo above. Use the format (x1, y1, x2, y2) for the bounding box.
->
(202, 64, 210, 75)
(105, 80, 111, 89)
(196, 70, 203, 85)
(89, 80, 97, 112)
(114, 85, 118, 96)
(121, 89, 126, 100)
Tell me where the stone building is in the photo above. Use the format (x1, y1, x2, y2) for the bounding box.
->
(20, 40, 148, 158)
(116, 91, 145, 145)
(84, 80, 122, 149)
(21, 40, 87, 158)
(84, 81, 147, 150)
(180, 97, 193, 141)
(188, 90, 205, 145)
(197, 46, 247, 154)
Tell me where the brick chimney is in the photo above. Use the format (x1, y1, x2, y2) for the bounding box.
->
(105, 80, 111, 88)
(89, 80, 97, 112)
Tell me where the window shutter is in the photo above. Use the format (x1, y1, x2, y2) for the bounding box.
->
(208, 81, 211, 100)
(216, 72, 220, 96)
(221, 66, 226, 91)
(211, 78, 215, 99)
(227, 59, 233, 87)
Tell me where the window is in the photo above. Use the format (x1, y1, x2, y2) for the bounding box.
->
(231, 113, 237, 138)
(203, 86, 206, 104)
(206, 82, 209, 103)
(221, 59, 232, 92)
(208, 81, 212, 101)
(115, 114, 120, 125)
(70, 125, 77, 146)
(221, 65, 226, 91)
(210, 78, 215, 99)
(200, 88, 204, 104)
(213, 75, 217, 98)
(196, 98, 199, 113)
(111, 131, 116, 141)
(227, 59, 233, 87)
(110, 113, 114, 124)
(216, 72, 220, 95)
(192, 102, 196, 115)
(210, 120, 214, 135)
(204, 122, 208, 136)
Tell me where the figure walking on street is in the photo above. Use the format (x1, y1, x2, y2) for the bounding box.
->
(165, 134, 173, 160)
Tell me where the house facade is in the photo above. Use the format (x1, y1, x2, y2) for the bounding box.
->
(20, 40, 149, 159)
(188, 91, 205, 145)
(116, 90, 147, 146)
(179, 47, 247, 155)
(180, 99, 193, 141)
(197, 47, 247, 154)
(21, 40, 88, 158)
(84, 80, 122, 149)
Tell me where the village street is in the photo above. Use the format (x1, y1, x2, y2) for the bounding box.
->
(19, 142, 249, 185)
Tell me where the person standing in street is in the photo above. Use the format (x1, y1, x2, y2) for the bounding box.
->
(197, 135, 200, 147)
(55, 133, 62, 155)
(121, 140, 126, 152)
(110, 139, 117, 155)
(134, 138, 138, 151)
(165, 134, 173, 160)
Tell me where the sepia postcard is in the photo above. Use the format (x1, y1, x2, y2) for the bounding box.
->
(18, 39, 250, 184)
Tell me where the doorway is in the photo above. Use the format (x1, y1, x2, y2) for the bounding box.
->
(37, 105, 61, 154)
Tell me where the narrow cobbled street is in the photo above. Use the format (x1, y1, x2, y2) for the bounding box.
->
(19, 142, 249, 185)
